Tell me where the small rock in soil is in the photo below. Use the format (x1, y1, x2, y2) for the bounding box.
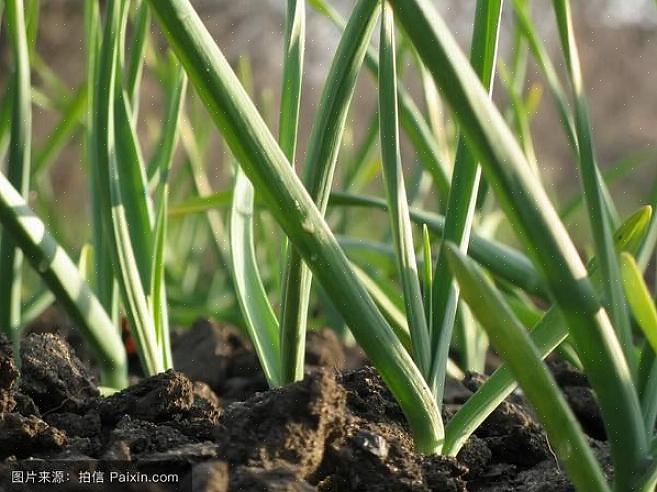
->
(187, 460, 229, 492)
(104, 415, 192, 457)
(456, 435, 492, 478)
(44, 410, 101, 438)
(353, 430, 389, 459)
(0, 333, 18, 413)
(232, 466, 316, 492)
(12, 391, 39, 416)
(97, 370, 194, 423)
(474, 400, 550, 467)
(563, 386, 605, 440)
(0, 413, 67, 459)
(548, 358, 589, 388)
(216, 368, 346, 478)
(19, 333, 98, 413)
(305, 329, 345, 370)
(339, 367, 406, 429)
(172, 319, 266, 401)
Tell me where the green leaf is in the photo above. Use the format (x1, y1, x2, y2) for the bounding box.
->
(148, 0, 443, 454)
(388, 0, 647, 476)
(85, 0, 117, 323)
(113, 88, 155, 290)
(0, 0, 32, 342)
(621, 252, 657, 355)
(126, 1, 150, 116)
(230, 167, 281, 387)
(94, 0, 161, 376)
(330, 191, 549, 299)
(308, 0, 451, 200)
(277, 0, 306, 383)
(0, 172, 127, 388)
(445, 243, 610, 492)
(168, 190, 233, 217)
(278, 0, 304, 162)
(444, 205, 652, 457)
(552, 0, 633, 373)
(378, 2, 430, 377)
(428, 0, 503, 402)
(279, 0, 379, 384)
(151, 65, 187, 369)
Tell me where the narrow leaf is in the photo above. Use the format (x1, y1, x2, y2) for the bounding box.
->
(445, 243, 610, 492)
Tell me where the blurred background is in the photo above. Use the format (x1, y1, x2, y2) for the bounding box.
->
(0, 0, 656, 249)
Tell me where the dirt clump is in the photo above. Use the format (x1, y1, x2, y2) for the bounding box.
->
(0, 323, 615, 491)
(19, 333, 98, 413)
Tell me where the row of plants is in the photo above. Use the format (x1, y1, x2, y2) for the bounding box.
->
(1, 0, 657, 489)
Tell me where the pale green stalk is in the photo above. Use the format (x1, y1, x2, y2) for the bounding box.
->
(428, 0, 503, 402)
(278, 0, 379, 384)
(0, 0, 31, 346)
(552, 0, 634, 373)
(278, 0, 306, 383)
(388, 0, 647, 482)
(94, 0, 161, 375)
(446, 243, 610, 492)
(0, 172, 128, 388)
(378, 2, 430, 377)
(147, 0, 443, 453)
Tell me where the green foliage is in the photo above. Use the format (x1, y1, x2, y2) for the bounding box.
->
(2, 3, 657, 489)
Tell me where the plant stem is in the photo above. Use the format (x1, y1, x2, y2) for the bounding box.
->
(148, 0, 443, 453)
(428, 0, 503, 403)
(278, 0, 306, 383)
(0, 0, 31, 346)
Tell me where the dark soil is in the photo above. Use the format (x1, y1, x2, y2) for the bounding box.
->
(0, 319, 611, 491)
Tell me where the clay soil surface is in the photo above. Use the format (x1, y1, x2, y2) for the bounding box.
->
(0, 319, 611, 491)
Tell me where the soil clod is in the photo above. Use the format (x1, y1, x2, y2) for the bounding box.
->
(0, 413, 67, 459)
(19, 333, 98, 414)
(97, 370, 194, 424)
(0, 333, 18, 413)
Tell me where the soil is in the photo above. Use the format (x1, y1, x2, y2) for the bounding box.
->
(0, 318, 612, 491)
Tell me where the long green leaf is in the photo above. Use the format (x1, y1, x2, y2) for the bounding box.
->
(86, 0, 117, 324)
(95, 0, 161, 376)
(444, 206, 652, 456)
(445, 243, 610, 492)
(279, 0, 379, 385)
(388, 0, 647, 479)
(168, 187, 549, 299)
(0, 172, 127, 388)
(278, 0, 306, 383)
(230, 167, 281, 387)
(126, 0, 150, 116)
(0, 0, 31, 344)
(429, 0, 503, 402)
(330, 191, 549, 299)
(621, 252, 657, 355)
(148, 0, 443, 454)
(151, 66, 187, 369)
(168, 190, 233, 217)
(278, 0, 304, 162)
(308, 0, 451, 200)
(378, 2, 430, 377)
(114, 88, 155, 290)
(552, 0, 634, 373)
